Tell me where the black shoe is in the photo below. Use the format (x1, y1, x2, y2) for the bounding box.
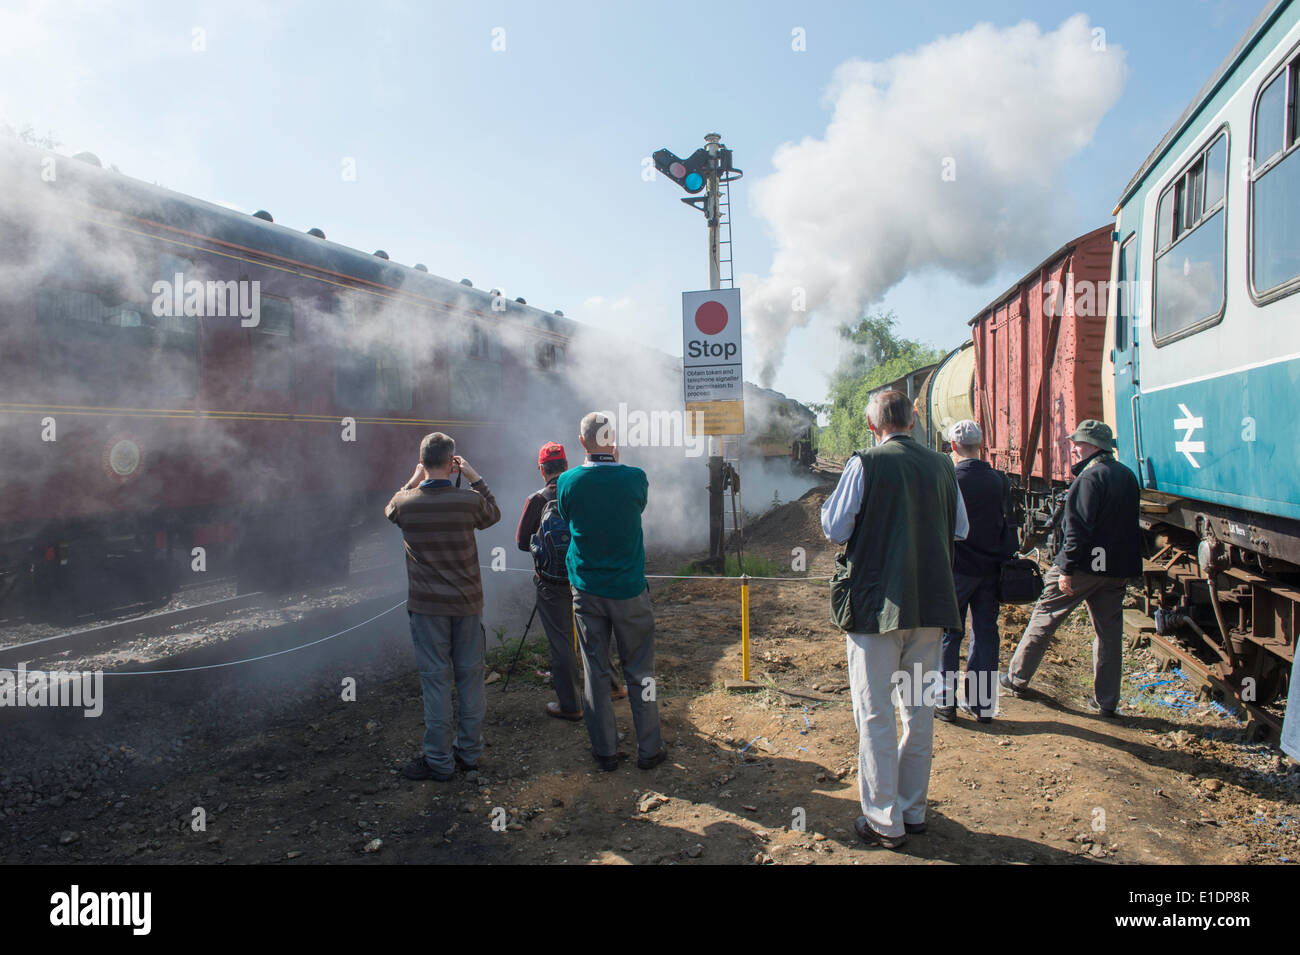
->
(958, 701, 993, 724)
(402, 757, 454, 782)
(854, 815, 907, 850)
(593, 751, 622, 772)
(637, 746, 668, 770)
(1085, 697, 1117, 718)
(454, 753, 479, 773)
(904, 821, 927, 835)
(935, 705, 957, 723)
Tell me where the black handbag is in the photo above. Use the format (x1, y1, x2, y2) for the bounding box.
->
(997, 557, 1044, 604)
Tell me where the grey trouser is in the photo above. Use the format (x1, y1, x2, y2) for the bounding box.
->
(535, 577, 620, 714)
(572, 587, 661, 761)
(1007, 565, 1127, 711)
(408, 612, 485, 774)
(846, 627, 942, 837)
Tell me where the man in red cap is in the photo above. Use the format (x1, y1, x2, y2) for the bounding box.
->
(516, 441, 624, 719)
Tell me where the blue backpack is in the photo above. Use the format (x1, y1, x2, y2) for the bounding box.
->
(529, 490, 570, 583)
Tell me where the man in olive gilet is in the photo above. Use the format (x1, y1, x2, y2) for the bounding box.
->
(822, 390, 967, 849)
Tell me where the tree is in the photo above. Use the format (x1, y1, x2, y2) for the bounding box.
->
(819, 310, 946, 455)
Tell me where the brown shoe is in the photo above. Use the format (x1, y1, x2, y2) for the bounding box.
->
(854, 815, 907, 850)
(545, 702, 583, 721)
(609, 686, 628, 701)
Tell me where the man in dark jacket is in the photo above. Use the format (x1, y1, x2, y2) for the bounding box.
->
(1002, 420, 1142, 716)
(821, 390, 967, 850)
(939, 420, 1012, 724)
(515, 441, 624, 722)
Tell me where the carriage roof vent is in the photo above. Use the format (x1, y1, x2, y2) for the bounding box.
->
(553, 309, 564, 317)
(373, 250, 389, 259)
(515, 297, 526, 304)
(71, 151, 102, 167)
(414, 263, 429, 272)
(490, 288, 501, 296)
(252, 210, 274, 222)
(460, 278, 473, 287)
(307, 227, 325, 238)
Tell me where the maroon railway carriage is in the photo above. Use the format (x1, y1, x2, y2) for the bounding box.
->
(0, 140, 573, 619)
(969, 224, 1113, 554)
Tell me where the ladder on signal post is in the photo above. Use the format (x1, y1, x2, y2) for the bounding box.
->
(717, 176, 735, 288)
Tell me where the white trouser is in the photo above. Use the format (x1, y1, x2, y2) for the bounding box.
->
(845, 627, 942, 837)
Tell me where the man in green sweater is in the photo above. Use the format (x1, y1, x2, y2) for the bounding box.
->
(555, 411, 665, 772)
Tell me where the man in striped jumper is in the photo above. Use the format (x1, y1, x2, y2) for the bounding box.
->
(386, 431, 501, 781)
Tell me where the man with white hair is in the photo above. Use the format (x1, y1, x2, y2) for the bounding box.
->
(938, 419, 1014, 724)
(821, 390, 968, 849)
(555, 411, 665, 772)
(1002, 420, 1141, 716)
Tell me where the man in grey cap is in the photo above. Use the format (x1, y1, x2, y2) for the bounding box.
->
(939, 419, 1014, 724)
(1002, 420, 1142, 716)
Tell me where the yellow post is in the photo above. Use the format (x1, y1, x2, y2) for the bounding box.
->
(741, 576, 751, 682)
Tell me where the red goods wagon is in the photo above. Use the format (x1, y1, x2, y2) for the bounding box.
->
(969, 224, 1113, 553)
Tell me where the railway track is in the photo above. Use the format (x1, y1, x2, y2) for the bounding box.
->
(0, 562, 402, 672)
(1123, 608, 1286, 742)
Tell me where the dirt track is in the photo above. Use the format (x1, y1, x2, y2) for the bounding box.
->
(2, 485, 1297, 865)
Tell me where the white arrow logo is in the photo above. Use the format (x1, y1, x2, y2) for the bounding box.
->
(1174, 403, 1205, 469)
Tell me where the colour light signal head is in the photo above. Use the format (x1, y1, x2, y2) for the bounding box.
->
(653, 147, 710, 194)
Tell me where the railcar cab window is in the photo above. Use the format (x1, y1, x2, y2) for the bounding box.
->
(331, 293, 413, 411)
(1152, 130, 1228, 345)
(1116, 235, 1135, 352)
(250, 294, 294, 394)
(1251, 54, 1300, 299)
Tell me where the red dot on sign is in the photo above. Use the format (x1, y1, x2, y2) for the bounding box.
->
(695, 300, 728, 335)
(670, 162, 686, 178)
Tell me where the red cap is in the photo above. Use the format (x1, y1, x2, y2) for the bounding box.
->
(538, 442, 566, 466)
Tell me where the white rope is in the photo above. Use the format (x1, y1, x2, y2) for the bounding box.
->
(95, 602, 406, 677)
(480, 564, 830, 582)
(20, 568, 829, 680)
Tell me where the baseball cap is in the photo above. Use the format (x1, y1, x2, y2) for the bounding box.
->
(947, 419, 982, 446)
(1069, 420, 1117, 449)
(538, 441, 567, 466)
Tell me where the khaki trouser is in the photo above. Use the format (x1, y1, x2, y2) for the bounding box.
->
(1007, 565, 1127, 711)
(845, 627, 942, 838)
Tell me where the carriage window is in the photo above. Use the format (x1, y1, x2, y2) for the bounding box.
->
(250, 295, 294, 393)
(1153, 131, 1228, 344)
(465, 323, 500, 360)
(1252, 58, 1300, 296)
(36, 285, 197, 398)
(1255, 70, 1287, 166)
(535, 340, 563, 371)
(332, 293, 412, 410)
(1155, 190, 1173, 251)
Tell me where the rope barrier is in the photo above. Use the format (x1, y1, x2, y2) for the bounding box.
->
(93, 602, 406, 677)
(5, 568, 826, 682)
(480, 564, 832, 581)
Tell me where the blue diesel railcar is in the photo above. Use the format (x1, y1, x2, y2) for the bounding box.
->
(1104, 0, 1300, 746)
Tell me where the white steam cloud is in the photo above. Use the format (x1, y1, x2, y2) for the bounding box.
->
(740, 14, 1127, 385)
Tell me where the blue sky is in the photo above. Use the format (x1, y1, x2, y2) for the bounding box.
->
(0, 0, 1266, 407)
